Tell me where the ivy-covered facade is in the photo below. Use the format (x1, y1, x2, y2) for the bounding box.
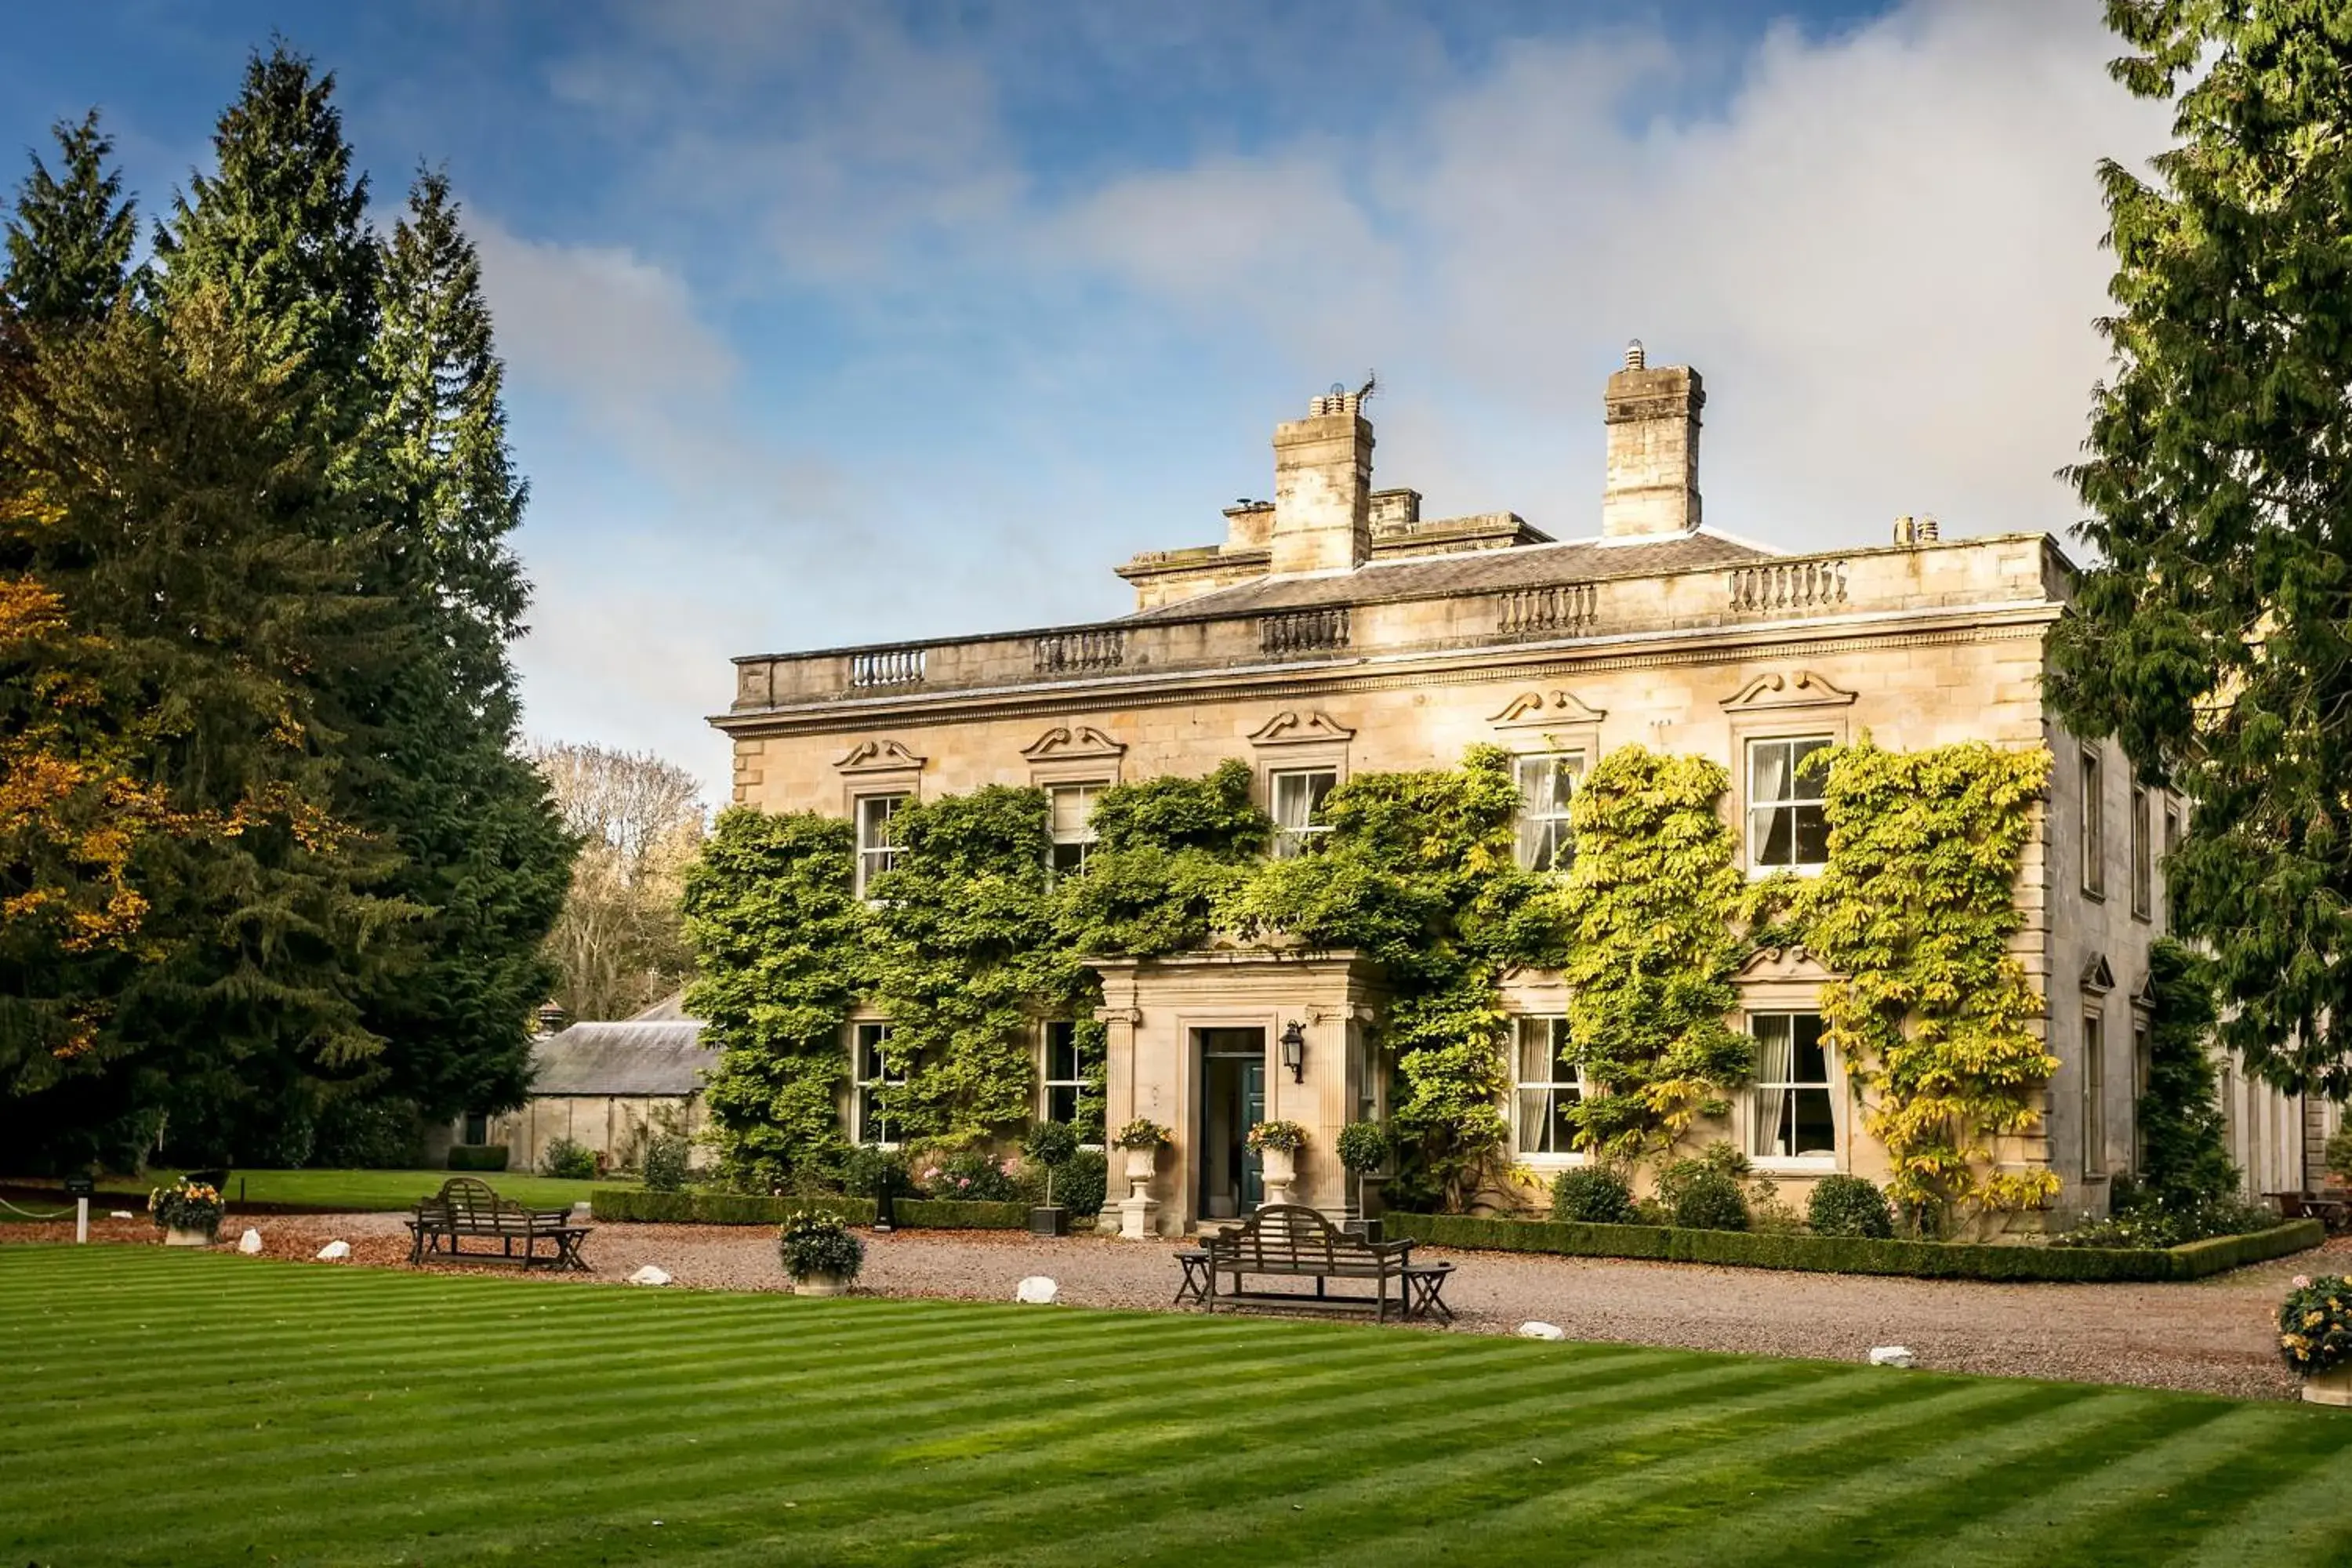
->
(707, 352, 2330, 1232)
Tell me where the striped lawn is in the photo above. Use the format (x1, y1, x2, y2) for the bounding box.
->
(5, 1247, 2351, 1568)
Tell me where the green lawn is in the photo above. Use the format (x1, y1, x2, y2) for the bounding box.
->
(1, 1166, 628, 1215)
(4, 1247, 2350, 1566)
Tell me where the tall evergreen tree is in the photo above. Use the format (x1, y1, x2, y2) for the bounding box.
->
(354, 169, 572, 1125)
(2053, 5, 2352, 1099)
(0, 296, 414, 1169)
(152, 42, 378, 441)
(2, 110, 136, 328)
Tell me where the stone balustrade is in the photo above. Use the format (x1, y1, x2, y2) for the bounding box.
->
(729, 536, 2056, 714)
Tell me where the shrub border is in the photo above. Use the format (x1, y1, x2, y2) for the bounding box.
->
(590, 1189, 1027, 1230)
(1383, 1211, 2324, 1282)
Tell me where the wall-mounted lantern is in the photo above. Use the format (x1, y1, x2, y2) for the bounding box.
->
(1280, 1020, 1305, 1083)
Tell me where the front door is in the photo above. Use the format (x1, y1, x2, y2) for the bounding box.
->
(1197, 1029, 1265, 1219)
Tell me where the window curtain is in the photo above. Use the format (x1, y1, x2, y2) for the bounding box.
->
(1751, 1018, 1793, 1157)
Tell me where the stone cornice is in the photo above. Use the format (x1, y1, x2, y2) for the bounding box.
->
(710, 601, 2059, 740)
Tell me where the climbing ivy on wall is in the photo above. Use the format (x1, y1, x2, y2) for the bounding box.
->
(1793, 739, 2056, 1231)
(1555, 747, 1752, 1161)
(683, 809, 869, 1189)
(1221, 746, 1560, 1210)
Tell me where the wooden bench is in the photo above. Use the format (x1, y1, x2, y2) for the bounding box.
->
(407, 1177, 591, 1272)
(2270, 1191, 2352, 1232)
(1200, 1203, 1415, 1321)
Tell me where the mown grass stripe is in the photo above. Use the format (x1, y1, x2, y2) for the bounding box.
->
(6, 1245, 2350, 1568)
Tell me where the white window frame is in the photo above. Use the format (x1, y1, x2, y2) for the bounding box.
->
(1269, 767, 1338, 859)
(1039, 1019, 1094, 1141)
(2081, 748, 2105, 898)
(1744, 736, 1833, 877)
(855, 792, 909, 898)
(1747, 1010, 1838, 1170)
(1513, 752, 1582, 873)
(851, 1021, 906, 1149)
(2082, 1010, 2106, 1178)
(1047, 782, 1104, 878)
(1511, 1016, 1584, 1163)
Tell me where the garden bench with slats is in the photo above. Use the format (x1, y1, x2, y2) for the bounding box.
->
(1200, 1203, 1416, 1321)
(406, 1176, 590, 1271)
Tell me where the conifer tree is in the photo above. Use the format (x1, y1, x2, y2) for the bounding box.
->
(2, 110, 136, 328)
(2053, 6, 2352, 1099)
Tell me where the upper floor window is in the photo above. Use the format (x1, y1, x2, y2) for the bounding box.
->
(2080, 749, 2105, 898)
(1512, 1016, 1581, 1157)
(855, 793, 909, 898)
(2129, 784, 2152, 920)
(2162, 798, 2181, 925)
(1270, 768, 1338, 859)
(1748, 737, 1831, 873)
(1514, 753, 1581, 872)
(1750, 1011, 1834, 1161)
(1048, 783, 1103, 877)
(852, 1022, 906, 1147)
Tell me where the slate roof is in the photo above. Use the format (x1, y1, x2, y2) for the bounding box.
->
(1123, 528, 1773, 622)
(528, 998, 713, 1098)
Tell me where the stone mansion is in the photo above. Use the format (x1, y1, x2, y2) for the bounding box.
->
(713, 346, 2329, 1233)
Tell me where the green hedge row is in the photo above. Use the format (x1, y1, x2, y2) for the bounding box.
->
(1382, 1212, 2325, 1283)
(589, 1189, 1029, 1230)
(446, 1144, 510, 1173)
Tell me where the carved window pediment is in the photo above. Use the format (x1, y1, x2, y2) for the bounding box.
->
(1020, 724, 1127, 761)
(835, 739, 927, 775)
(1247, 710, 1356, 746)
(2082, 953, 2116, 994)
(1736, 945, 1840, 984)
(1488, 690, 1608, 729)
(1720, 670, 1858, 713)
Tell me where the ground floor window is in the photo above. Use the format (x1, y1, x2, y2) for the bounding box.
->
(852, 1022, 906, 1146)
(1040, 1021, 1100, 1140)
(462, 1111, 488, 1145)
(2082, 1011, 2106, 1178)
(1513, 1016, 1581, 1156)
(1750, 1011, 1835, 1160)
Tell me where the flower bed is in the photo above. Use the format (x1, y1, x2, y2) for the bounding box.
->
(1383, 1211, 2325, 1283)
(590, 1189, 1027, 1229)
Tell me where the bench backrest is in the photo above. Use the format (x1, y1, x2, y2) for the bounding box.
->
(1210, 1203, 1384, 1269)
(430, 1176, 521, 1220)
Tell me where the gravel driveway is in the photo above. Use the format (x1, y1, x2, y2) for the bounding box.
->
(20, 1210, 2344, 1402)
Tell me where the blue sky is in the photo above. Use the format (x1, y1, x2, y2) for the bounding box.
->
(3, 2, 2167, 798)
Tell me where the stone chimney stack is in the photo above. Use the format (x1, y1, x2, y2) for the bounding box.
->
(1601, 341, 1704, 539)
(1269, 385, 1374, 575)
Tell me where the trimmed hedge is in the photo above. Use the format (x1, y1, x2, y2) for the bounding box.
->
(589, 1189, 1027, 1230)
(447, 1145, 510, 1173)
(1383, 1212, 2325, 1283)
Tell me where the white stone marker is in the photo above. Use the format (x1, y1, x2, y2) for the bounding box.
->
(1868, 1346, 1917, 1368)
(237, 1228, 263, 1254)
(1015, 1276, 1058, 1305)
(315, 1240, 351, 1261)
(1516, 1321, 1567, 1341)
(628, 1265, 673, 1287)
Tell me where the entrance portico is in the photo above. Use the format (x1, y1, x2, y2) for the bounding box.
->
(1092, 948, 1385, 1237)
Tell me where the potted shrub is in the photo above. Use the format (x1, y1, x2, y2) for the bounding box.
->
(149, 1178, 223, 1247)
(779, 1210, 866, 1297)
(1336, 1120, 1391, 1236)
(1023, 1121, 1080, 1236)
(1246, 1120, 1308, 1206)
(2279, 1273, 2352, 1406)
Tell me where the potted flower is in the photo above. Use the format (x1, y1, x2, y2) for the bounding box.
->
(1336, 1120, 1391, 1239)
(1247, 1120, 1308, 1207)
(778, 1209, 866, 1297)
(149, 1178, 223, 1247)
(2278, 1273, 2352, 1406)
(1023, 1121, 1080, 1237)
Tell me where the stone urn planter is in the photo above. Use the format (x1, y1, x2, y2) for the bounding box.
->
(163, 1226, 216, 1248)
(2304, 1364, 2352, 1407)
(1123, 1147, 1158, 1189)
(1112, 1120, 1171, 1241)
(791, 1272, 851, 1298)
(1260, 1147, 1297, 1207)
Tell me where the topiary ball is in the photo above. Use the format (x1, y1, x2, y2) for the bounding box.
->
(1671, 1171, 1750, 1232)
(1806, 1173, 1894, 1239)
(1550, 1167, 1637, 1225)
